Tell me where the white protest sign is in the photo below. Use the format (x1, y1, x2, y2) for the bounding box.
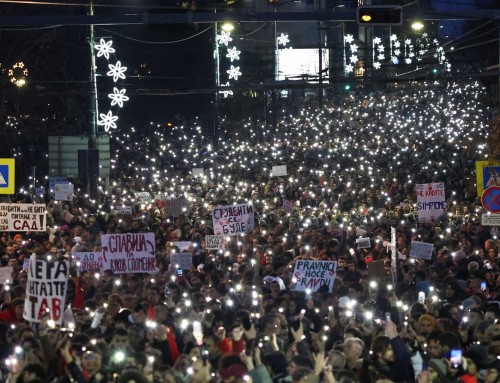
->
(205, 235, 225, 250)
(116, 206, 132, 215)
(72, 252, 104, 272)
(0, 267, 13, 284)
(170, 253, 193, 270)
(24, 256, 69, 325)
(134, 192, 153, 204)
(292, 260, 337, 293)
(283, 199, 293, 214)
(173, 241, 192, 252)
(416, 183, 446, 224)
(356, 237, 371, 249)
(409, 241, 434, 260)
(101, 233, 156, 274)
(0, 203, 47, 232)
(212, 202, 254, 236)
(54, 183, 74, 201)
(166, 198, 191, 218)
(271, 165, 287, 177)
(192, 168, 204, 177)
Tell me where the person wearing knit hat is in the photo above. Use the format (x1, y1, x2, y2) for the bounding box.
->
(428, 358, 448, 381)
(418, 314, 436, 337)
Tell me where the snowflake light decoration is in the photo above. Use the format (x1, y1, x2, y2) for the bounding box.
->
(95, 38, 115, 60)
(226, 47, 241, 62)
(97, 110, 118, 132)
(94, 38, 128, 133)
(108, 87, 129, 108)
(277, 33, 290, 47)
(107, 61, 127, 82)
(219, 82, 233, 98)
(345, 34, 354, 44)
(345, 64, 354, 73)
(227, 65, 242, 80)
(216, 31, 233, 47)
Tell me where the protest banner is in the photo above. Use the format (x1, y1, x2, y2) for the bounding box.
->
(410, 241, 434, 260)
(205, 235, 225, 250)
(166, 197, 191, 217)
(170, 253, 193, 270)
(116, 206, 132, 215)
(192, 168, 204, 177)
(173, 241, 192, 252)
(134, 192, 153, 204)
(23, 255, 69, 325)
(101, 233, 156, 274)
(212, 202, 254, 236)
(155, 194, 168, 208)
(283, 199, 293, 214)
(356, 237, 371, 249)
(0, 203, 46, 232)
(72, 252, 104, 272)
(292, 260, 337, 293)
(0, 267, 13, 284)
(416, 182, 446, 224)
(54, 183, 74, 201)
(271, 165, 287, 177)
(49, 176, 69, 191)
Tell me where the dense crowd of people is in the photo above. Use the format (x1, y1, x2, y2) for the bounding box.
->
(0, 80, 499, 383)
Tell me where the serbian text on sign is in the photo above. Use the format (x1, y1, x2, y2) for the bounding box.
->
(212, 203, 254, 236)
(416, 183, 446, 224)
(24, 256, 69, 325)
(292, 260, 337, 293)
(101, 233, 156, 273)
(0, 203, 46, 232)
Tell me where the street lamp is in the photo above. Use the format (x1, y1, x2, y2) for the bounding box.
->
(411, 21, 424, 31)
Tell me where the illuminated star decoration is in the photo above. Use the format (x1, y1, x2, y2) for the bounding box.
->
(345, 34, 354, 44)
(94, 38, 115, 59)
(227, 65, 242, 80)
(216, 31, 233, 47)
(219, 82, 233, 98)
(107, 61, 127, 82)
(108, 87, 129, 108)
(226, 47, 241, 62)
(277, 33, 290, 47)
(97, 110, 119, 132)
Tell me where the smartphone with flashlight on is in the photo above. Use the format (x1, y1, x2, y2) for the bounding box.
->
(450, 348, 462, 368)
(176, 269, 183, 277)
(481, 281, 487, 291)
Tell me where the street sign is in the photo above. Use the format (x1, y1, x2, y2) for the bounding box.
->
(0, 159, 15, 195)
(482, 213, 500, 226)
(482, 186, 500, 213)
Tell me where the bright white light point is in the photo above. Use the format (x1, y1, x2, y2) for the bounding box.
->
(216, 31, 233, 46)
(107, 61, 127, 82)
(227, 65, 242, 80)
(94, 38, 115, 60)
(226, 47, 241, 62)
(108, 87, 129, 108)
(277, 33, 290, 46)
(98, 110, 119, 132)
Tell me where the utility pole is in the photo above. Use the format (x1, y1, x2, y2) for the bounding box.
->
(88, 0, 99, 200)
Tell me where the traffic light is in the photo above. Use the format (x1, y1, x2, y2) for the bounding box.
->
(357, 5, 403, 26)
